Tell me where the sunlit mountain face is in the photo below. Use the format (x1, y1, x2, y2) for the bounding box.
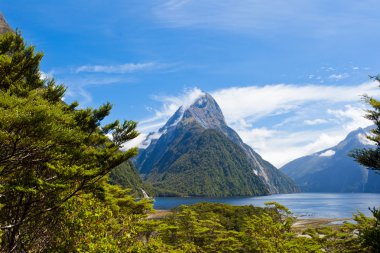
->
(135, 92, 298, 197)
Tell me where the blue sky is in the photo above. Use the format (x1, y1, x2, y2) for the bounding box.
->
(2, 0, 380, 166)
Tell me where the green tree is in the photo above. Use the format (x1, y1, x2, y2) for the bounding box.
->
(50, 182, 153, 252)
(351, 75, 380, 173)
(0, 31, 140, 252)
(153, 202, 322, 252)
(350, 75, 380, 252)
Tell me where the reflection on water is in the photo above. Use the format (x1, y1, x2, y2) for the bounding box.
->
(153, 193, 380, 219)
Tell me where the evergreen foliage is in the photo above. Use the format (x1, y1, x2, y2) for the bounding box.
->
(144, 202, 376, 252)
(350, 75, 380, 252)
(50, 183, 153, 252)
(351, 75, 380, 174)
(0, 31, 144, 252)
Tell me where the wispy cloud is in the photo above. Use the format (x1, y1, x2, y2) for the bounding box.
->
(61, 76, 132, 104)
(39, 71, 54, 80)
(211, 82, 378, 123)
(327, 105, 371, 131)
(49, 61, 175, 104)
(51, 61, 174, 106)
(74, 62, 157, 74)
(328, 73, 350, 81)
(304, 119, 328, 125)
(154, 0, 380, 38)
(137, 88, 204, 133)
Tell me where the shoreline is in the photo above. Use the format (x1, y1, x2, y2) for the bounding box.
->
(292, 218, 351, 231)
(148, 210, 353, 230)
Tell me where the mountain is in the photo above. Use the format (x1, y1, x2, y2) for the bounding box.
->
(281, 127, 380, 192)
(135, 93, 298, 197)
(0, 14, 12, 34)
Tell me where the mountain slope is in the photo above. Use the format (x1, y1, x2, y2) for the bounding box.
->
(136, 93, 298, 197)
(109, 160, 153, 198)
(145, 124, 270, 196)
(281, 127, 380, 192)
(0, 14, 12, 34)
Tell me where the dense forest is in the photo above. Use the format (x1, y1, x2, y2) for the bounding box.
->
(0, 31, 379, 252)
(109, 160, 153, 198)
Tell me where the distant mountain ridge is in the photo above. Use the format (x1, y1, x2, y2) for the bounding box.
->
(136, 92, 298, 197)
(281, 126, 380, 192)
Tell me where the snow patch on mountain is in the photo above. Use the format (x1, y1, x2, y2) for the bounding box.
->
(319, 150, 335, 157)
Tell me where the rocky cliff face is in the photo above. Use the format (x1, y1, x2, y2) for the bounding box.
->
(281, 126, 380, 192)
(0, 14, 12, 34)
(136, 93, 298, 197)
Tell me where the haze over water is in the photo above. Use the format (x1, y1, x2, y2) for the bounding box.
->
(154, 193, 380, 219)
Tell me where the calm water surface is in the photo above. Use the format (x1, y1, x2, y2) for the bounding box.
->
(153, 193, 380, 219)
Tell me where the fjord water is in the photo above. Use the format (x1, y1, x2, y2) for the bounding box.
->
(154, 193, 380, 219)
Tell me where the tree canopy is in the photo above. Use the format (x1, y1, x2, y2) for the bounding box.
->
(350, 75, 380, 252)
(351, 76, 380, 173)
(0, 31, 143, 252)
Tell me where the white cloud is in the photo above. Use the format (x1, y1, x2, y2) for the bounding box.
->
(163, 0, 192, 10)
(62, 76, 130, 104)
(250, 131, 345, 167)
(152, 87, 205, 111)
(328, 73, 350, 81)
(358, 133, 375, 146)
(136, 87, 204, 135)
(39, 71, 54, 80)
(304, 119, 328, 125)
(327, 105, 372, 132)
(121, 133, 147, 151)
(75, 62, 157, 74)
(138, 121, 167, 132)
(319, 150, 336, 157)
(237, 127, 280, 151)
(156, 0, 307, 32)
(211, 82, 379, 123)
